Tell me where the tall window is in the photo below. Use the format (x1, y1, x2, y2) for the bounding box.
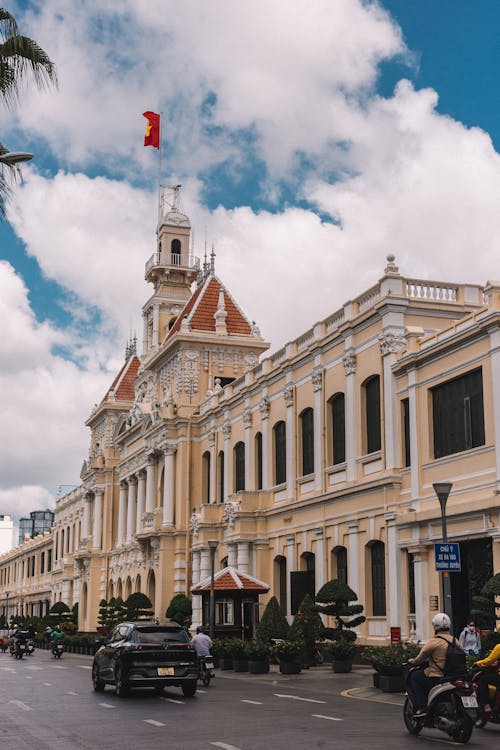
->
(336, 546, 348, 585)
(171, 238, 181, 263)
(202, 451, 211, 503)
(432, 368, 485, 458)
(300, 408, 314, 476)
(275, 556, 287, 614)
(47, 549, 52, 572)
(331, 393, 346, 465)
(370, 541, 386, 616)
(218, 451, 224, 502)
(255, 432, 263, 490)
(274, 421, 286, 485)
(402, 398, 411, 467)
(364, 375, 381, 454)
(234, 441, 245, 492)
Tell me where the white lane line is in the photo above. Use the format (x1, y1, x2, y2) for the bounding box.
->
(66, 691, 78, 695)
(25, 675, 33, 679)
(50, 665, 67, 670)
(25, 666, 43, 671)
(78, 665, 92, 669)
(144, 719, 166, 727)
(211, 744, 242, 750)
(416, 738, 463, 747)
(42, 682, 52, 686)
(273, 693, 327, 704)
(241, 699, 263, 705)
(98, 703, 116, 709)
(160, 697, 185, 704)
(312, 714, 343, 722)
(197, 689, 207, 693)
(8, 700, 32, 712)
(0, 667, 16, 673)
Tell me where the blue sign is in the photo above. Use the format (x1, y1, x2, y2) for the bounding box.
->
(434, 543, 461, 572)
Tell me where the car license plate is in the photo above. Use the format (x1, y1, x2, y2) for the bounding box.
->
(205, 660, 214, 669)
(158, 667, 174, 676)
(461, 695, 478, 708)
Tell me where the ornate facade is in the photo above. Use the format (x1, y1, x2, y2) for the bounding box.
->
(1, 193, 499, 642)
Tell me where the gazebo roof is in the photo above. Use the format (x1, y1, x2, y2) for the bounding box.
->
(191, 566, 269, 594)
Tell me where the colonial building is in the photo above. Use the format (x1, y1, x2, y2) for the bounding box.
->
(1, 186, 499, 642)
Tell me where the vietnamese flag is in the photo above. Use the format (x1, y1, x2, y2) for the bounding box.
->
(143, 111, 160, 149)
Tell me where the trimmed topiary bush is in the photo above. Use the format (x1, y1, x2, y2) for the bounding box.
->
(166, 594, 192, 628)
(256, 596, 290, 643)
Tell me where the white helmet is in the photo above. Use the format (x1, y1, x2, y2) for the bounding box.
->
(432, 613, 451, 632)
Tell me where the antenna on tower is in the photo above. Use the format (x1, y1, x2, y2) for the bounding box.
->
(210, 244, 216, 274)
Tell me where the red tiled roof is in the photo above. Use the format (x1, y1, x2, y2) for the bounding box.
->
(191, 566, 269, 593)
(101, 355, 140, 403)
(165, 275, 252, 341)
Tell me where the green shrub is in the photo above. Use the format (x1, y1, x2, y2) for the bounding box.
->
(124, 592, 154, 621)
(315, 580, 365, 643)
(362, 642, 420, 674)
(271, 640, 304, 662)
(244, 641, 269, 661)
(330, 640, 356, 661)
(256, 596, 290, 643)
(166, 594, 192, 628)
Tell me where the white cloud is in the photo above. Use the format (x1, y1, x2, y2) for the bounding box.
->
(0, 486, 54, 525)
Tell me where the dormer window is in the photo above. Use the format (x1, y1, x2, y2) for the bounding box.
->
(171, 239, 181, 265)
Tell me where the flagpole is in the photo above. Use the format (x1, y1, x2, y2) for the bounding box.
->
(158, 111, 163, 225)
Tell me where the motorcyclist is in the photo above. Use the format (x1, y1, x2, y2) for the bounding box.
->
(191, 626, 212, 659)
(474, 623, 500, 716)
(50, 624, 64, 647)
(408, 613, 462, 718)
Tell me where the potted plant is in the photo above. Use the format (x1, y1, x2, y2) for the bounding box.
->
(229, 639, 248, 671)
(330, 639, 356, 673)
(256, 596, 290, 643)
(216, 639, 234, 670)
(271, 640, 304, 674)
(362, 642, 420, 691)
(289, 594, 324, 667)
(244, 640, 270, 674)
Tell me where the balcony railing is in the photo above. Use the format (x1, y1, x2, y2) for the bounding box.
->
(145, 252, 200, 275)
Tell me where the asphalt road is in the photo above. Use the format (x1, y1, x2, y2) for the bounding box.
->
(0, 650, 497, 750)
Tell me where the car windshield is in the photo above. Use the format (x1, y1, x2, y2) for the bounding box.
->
(134, 627, 189, 644)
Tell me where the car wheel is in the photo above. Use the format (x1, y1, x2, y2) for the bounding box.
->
(92, 663, 105, 692)
(181, 680, 197, 697)
(115, 666, 129, 697)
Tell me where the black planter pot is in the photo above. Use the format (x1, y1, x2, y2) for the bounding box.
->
(373, 672, 380, 688)
(248, 660, 269, 674)
(332, 659, 352, 673)
(219, 657, 233, 670)
(279, 661, 301, 675)
(378, 673, 404, 692)
(233, 658, 248, 672)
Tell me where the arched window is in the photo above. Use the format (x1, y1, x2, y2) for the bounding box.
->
(330, 393, 346, 465)
(370, 541, 386, 616)
(364, 375, 381, 454)
(255, 432, 263, 490)
(273, 421, 286, 485)
(218, 451, 225, 502)
(202, 451, 211, 503)
(335, 546, 348, 585)
(300, 408, 314, 476)
(171, 238, 181, 264)
(234, 442, 245, 492)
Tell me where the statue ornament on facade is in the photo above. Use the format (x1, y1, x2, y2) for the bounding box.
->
(222, 501, 240, 529)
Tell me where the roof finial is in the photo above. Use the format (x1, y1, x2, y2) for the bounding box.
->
(210, 244, 216, 274)
(384, 253, 399, 275)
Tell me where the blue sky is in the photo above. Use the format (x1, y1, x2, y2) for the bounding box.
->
(2, 0, 500, 523)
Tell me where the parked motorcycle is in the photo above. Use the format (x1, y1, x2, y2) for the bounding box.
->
(472, 667, 500, 728)
(198, 655, 215, 686)
(404, 665, 477, 744)
(52, 642, 64, 659)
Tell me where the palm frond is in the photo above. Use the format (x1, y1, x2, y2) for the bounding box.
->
(0, 34, 57, 103)
(0, 8, 19, 42)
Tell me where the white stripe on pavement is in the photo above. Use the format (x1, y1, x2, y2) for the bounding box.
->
(241, 699, 262, 705)
(42, 682, 52, 686)
(312, 714, 343, 722)
(211, 743, 242, 750)
(8, 700, 32, 712)
(98, 703, 116, 709)
(66, 691, 78, 695)
(273, 693, 326, 704)
(144, 719, 166, 727)
(25, 675, 33, 679)
(78, 665, 92, 669)
(160, 697, 184, 704)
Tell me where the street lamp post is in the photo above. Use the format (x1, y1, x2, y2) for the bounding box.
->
(0, 151, 33, 166)
(208, 541, 218, 639)
(433, 481, 453, 620)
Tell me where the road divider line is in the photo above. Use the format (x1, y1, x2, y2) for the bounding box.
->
(340, 687, 402, 708)
(144, 719, 166, 727)
(25, 675, 33, 679)
(211, 743, 242, 750)
(241, 699, 263, 705)
(312, 714, 343, 722)
(273, 693, 326, 704)
(42, 682, 52, 686)
(160, 697, 185, 704)
(98, 702, 116, 709)
(8, 700, 32, 712)
(78, 665, 92, 669)
(66, 691, 78, 695)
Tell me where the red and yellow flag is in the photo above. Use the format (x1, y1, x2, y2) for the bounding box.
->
(143, 111, 160, 149)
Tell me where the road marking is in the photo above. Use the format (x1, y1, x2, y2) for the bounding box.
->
(312, 714, 343, 722)
(8, 700, 32, 712)
(78, 665, 92, 669)
(340, 687, 402, 708)
(241, 699, 263, 705)
(417, 738, 463, 747)
(25, 666, 42, 671)
(160, 697, 184, 704)
(273, 693, 326, 704)
(25, 675, 33, 679)
(197, 689, 207, 693)
(144, 719, 166, 727)
(42, 682, 52, 686)
(50, 665, 67, 670)
(0, 667, 16, 672)
(98, 702, 116, 709)
(211, 744, 242, 750)
(66, 691, 78, 695)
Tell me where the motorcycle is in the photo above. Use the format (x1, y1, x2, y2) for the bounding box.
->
(13, 638, 28, 660)
(52, 641, 64, 659)
(198, 655, 215, 686)
(472, 667, 500, 728)
(404, 665, 477, 744)
(26, 639, 35, 656)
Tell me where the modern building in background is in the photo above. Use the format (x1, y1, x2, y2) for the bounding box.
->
(0, 516, 14, 555)
(18, 510, 54, 545)
(0, 187, 498, 638)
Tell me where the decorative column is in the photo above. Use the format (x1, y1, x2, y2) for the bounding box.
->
(412, 546, 430, 643)
(82, 493, 92, 541)
(208, 430, 216, 503)
(145, 455, 155, 513)
(343, 351, 357, 481)
(379, 327, 407, 470)
(259, 396, 270, 489)
(162, 446, 176, 525)
(285, 534, 295, 622)
(385, 512, 404, 631)
(236, 541, 250, 574)
(312, 367, 324, 492)
(126, 476, 137, 543)
(488, 326, 500, 487)
(136, 470, 146, 534)
(191, 550, 202, 631)
(346, 520, 359, 594)
(222, 422, 231, 502)
(92, 488, 104, 550)
(68, 523, 73, 554)
(227, 542, 237, 568)
(243, 408, 252, 490)
(408, 367, 420, 507)
(284, 384, 295, 499)
(117, 481, 127, 547)
(152, 302, 160, 348)
(200, 548, 210, 583)
(313, 528, 325, 591)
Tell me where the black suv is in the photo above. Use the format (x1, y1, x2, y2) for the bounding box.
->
(92, 621, 198, 697)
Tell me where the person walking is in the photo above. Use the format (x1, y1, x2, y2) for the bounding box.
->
(459, 620, 481, 655)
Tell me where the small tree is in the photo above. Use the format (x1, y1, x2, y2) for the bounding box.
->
(112, 596, 126, 624)
(289, 594, 324, 665)
(46, 601, 71, 628)
(256, 596, 290, 643)
(471, 572, 500, 630)
(97, 599, 109, 629)
(125, 592, 154, 621)
(166, 594, 192, 628)
(315, 580, 365, 643)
